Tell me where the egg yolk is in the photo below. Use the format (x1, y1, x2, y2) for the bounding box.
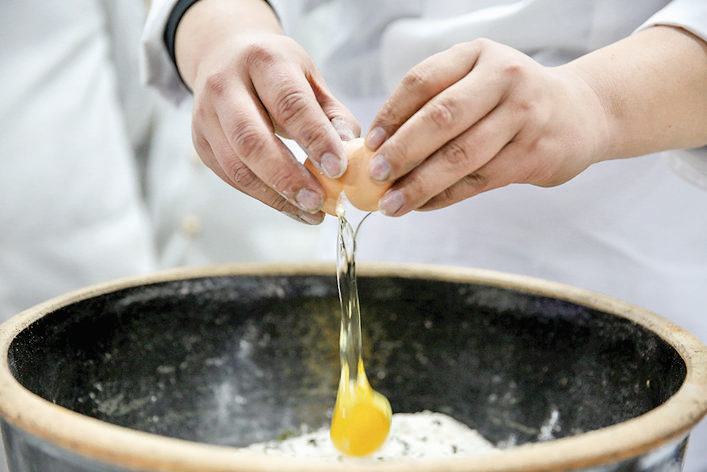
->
(304, 137, 392, 215)
(330, 363, 392, 456)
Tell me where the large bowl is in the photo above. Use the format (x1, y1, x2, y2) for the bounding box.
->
(0, 262, 705, 472)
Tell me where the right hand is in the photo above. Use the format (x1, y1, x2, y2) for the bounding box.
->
(175, 0, 359, 224)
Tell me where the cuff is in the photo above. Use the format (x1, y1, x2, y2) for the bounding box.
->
(664, 148, 707, 190)
(636, 0, 707, 42)
(163, 0, 203, 90)
(140, 0, 191, 104)
(636, 0, 707, 190)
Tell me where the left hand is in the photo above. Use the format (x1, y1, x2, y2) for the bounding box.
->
(364, 38, 609, 216)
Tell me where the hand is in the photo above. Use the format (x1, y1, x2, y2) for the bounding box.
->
(176, 0, 359, 224)
(364, 38, 609, 216)
(366, 25, 707, 217)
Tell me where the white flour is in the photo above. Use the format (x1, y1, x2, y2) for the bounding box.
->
(247, 411, 498, 461)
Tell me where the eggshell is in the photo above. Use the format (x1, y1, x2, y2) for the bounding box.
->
(304, 138, 392, 216)
(341, 138, 391, 212)
(303, 158, 343, 216)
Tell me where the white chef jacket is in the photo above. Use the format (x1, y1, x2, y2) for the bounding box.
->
(0, 4, 154, 471)
(142, 1, 707, 470)
(0, 0, 321, 323)
(0, 0, 157, 324)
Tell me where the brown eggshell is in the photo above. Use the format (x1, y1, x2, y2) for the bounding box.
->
(340, 138, 391, 212)
(304, 137, 392, 215)
(303, 158, 343, 216)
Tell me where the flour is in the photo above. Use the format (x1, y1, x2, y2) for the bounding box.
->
(247, 411, 498, 461)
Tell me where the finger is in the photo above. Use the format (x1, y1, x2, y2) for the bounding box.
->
(252, 61, 349, 179)
(310, 69, 361, 142)
(367, 45, 511, 184)
(193, 124, 325, 225)
(417, 127, 575, 212)
(366, 42, 484, 149)
(200, 84, 328, 218)
(270, 72, 361, 142)
(377, 104, 519, 216)
(192, 111, 327, 224)
(417, 141, 529, 211)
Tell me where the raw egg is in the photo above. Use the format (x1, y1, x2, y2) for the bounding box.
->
(330, 361, 392, 456)
(304, 138, 391, 215)
(329, 211, 392, 457)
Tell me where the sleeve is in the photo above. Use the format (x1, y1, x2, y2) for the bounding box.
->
(636, 0, 707, 40)
(139, 0, 282, 105)
(139, 0, 190, 104)
(664, 149, 707, 190)
(637, 0, 707, 190)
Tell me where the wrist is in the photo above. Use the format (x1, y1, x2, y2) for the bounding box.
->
(563, 26, 707, 161)
(172, 0, 281, 91)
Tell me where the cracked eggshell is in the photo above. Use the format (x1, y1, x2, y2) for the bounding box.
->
(304, 138, 391, 216)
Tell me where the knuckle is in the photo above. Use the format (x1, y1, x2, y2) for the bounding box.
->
(433, 187, 459, 209)
(202, 70, 229, 97)
(450, 40, 480, 59)
(404, 172, 429, 199)
(230, 124, 267, 159)
(425, 98, 458, 130)
(374, 100, 404, 129)
(375, 100, 396, 121)
(383, 139, 411, 173)
(223, 158, 259, 190)
(400, 66, 436, 97)
(498, 58, 533, 91)
(461, 171, 489, 192)
(501, 59, 525, 79)
(268, 165, 303, 200)
(266, 194, 292, 213)
(274, 88, 311, 126)
(440, 140, 471, 169)
(296, 122, 330, 150)
(400, 66, 427, 90)
(512, 95, 534, 115)
(470, 37, 496, 51)
(271, 200, 297, 217)
(242, 41, 276, 69)
(422, 180, 472, 211)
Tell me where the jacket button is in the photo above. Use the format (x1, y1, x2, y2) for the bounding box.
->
(181, 214, 202, 237)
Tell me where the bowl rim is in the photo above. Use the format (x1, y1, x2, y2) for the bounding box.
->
(0, 261, 705, 472)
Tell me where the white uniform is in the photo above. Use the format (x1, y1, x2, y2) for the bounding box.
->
(0, 5, 153, 472)
(0, 0, 320, 322)
(142, 1, 707, 470)
(0, 1, 156, 323)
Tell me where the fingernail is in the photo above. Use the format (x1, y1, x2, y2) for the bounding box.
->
(331, 117, 357, 142)
(297, 211, 324, 225)
(379, 190, 404, 216)
(283, 211, 323, 225)
(369, 154, 391, 182)
(366, 127, 386, 149)
(295, 188, 323, 213)
(320, 152, 346, 178)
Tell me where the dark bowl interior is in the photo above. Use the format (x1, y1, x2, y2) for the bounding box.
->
(6, 272, 686, 449)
